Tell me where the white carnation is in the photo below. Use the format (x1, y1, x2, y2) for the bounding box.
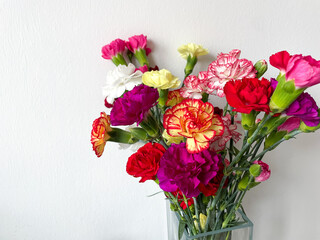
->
(102, 63, 143, 104)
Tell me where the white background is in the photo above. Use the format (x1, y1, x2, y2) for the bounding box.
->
(1, 0, 320, 239)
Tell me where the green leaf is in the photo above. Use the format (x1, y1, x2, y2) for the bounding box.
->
(178, 220, 186, 240)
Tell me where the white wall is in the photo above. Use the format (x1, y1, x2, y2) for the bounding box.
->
(1, 0, 320, 239)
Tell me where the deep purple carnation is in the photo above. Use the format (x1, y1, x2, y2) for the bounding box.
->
(285, 92, 320, 127)
(157, 143, 220, 198)
(110, 84, 159, 126)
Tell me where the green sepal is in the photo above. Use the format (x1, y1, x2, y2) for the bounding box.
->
(134, 49, 149, 67)
(241, 110, 258, 130)
(300, 109, 320, 132)
(111, 54, 127, 66)
(249, 164, 262, 177)
(139, 112, 159, 138)
(260, 115, 287, 135)
(184, 55, 197, 77)
(269, 74, 305, 113)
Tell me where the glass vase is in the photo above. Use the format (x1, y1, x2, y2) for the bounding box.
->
(166, 201, 253, 240)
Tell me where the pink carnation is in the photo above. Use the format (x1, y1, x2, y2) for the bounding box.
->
(210, 114, 241, 152)
(253, 160, 271, 182)
(206, 49, 256, 97)
(101, 38, 126, 60)
(135, 65, 149, 73)
(126, 34, 151, 55)
(180, 72, 213, 99)
(270, 51, 320, 88)
(278, 117, 301, 132)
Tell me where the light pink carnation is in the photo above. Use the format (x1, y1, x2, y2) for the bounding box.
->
(210, 114, 241, 152)
(206, 49, 256, 97)
(101, 38, 126, 60)
(126, 34, 151, 55)
(253, 160, 271, 182)
(180, 72, 213, 99)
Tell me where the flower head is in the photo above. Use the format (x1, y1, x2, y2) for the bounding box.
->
(126, 142, 166, 183)
(285, 92, 320, 127)
(180, 72, 212, 99)
(157, 143, 220, 197)
(126, 34, 151, 55)
(207, 49, 256, 97)
(270, 51, 320, 88)
(101, 38, 126, 60)
(177, 43, 208, 60)
(110, 84, 159, 126)
(166, 90, 185, 107)
(142, 69, 180, 89)
(224, 78, 273, 114)
(252, 161, 271, 182)
(163, 99, 224, 153)
(103, 63, 143, 104)
(91, 112, 112, 157)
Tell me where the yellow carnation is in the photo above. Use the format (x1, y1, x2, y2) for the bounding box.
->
(178, 43, 209, 60)
(142, 69, 180, 89)
(162, 129, 184, 145)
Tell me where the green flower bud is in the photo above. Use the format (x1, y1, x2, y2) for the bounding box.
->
(158, 89, 169, 107)
(254, 59, 268, 78)
(249, 164, 262, 177)
(264, 131, 286, 149)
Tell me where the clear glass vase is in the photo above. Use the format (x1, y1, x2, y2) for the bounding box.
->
(166, 201, 253, 240)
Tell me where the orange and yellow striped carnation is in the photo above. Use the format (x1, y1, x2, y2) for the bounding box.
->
(91, 112, 112, 157)
(163, 99, 224, 153)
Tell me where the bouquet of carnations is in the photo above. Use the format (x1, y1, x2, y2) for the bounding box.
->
(91, 34, 320, 239)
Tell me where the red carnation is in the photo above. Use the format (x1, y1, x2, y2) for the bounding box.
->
(224, 78, 272, 114)
(126, 142, 166, 183)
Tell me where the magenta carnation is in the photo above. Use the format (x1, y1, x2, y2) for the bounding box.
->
(253, 160, 271, 182)
(285, 92, 320, 127)
(157, 143, 220, 197)
(126, 34, 151, 55)
(101, 38, 126, 60)
(110, 84, 159, 126)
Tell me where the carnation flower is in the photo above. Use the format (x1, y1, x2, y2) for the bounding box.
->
(252, 161, 271, 182)
(206, 49, 256, 97)
(91, 112, 112, 157)
(110, 84, 159, 126)
(163, 99, 224, 153)
(224, 78, 273, 114)
(101, 38, 127, 60)
(103, 63, 143, 104)
(142, 69, 180, 90)
(285, 92, 320, 127)
(126, 142, 166, 183)
(135, 65, 149, 73)
(270, 51, 320, 88)
(166, 90, 185, 107)
(157, 143, 220, 197)
(180, 72, 212, 99)
(210, 114, 241, 152)
(126, 34, 151, 55)
(177, 43, 208, 59)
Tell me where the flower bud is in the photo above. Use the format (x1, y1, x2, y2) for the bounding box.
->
(249, 164, 262, 177)
(254, 59, 268, 78)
